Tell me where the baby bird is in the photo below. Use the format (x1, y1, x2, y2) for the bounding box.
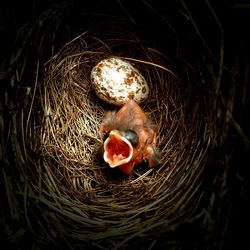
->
(99, 99, 161, 174)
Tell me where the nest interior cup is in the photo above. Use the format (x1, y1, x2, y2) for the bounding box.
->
(2, 1, 247, 249)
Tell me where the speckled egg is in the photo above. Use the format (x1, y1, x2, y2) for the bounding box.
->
(90, 57, 149, 106)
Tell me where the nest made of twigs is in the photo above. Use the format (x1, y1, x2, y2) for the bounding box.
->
(25, 20, 214, 246)
(5, 1, 248, 249)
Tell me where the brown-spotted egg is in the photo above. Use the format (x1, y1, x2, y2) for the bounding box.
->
(91, 57, 149, 106)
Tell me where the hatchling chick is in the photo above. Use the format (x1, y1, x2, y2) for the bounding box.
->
(99, 99, 161, 174)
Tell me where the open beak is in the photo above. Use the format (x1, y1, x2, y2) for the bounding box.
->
(103, 130, 133, 168)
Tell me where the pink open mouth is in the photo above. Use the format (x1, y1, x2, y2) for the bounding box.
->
(103, 130, 133, 168)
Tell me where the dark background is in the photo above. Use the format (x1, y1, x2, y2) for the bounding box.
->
(1, 0, 249, 249)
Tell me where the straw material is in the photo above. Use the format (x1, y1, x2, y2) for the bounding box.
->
(26, 20, 213, 245)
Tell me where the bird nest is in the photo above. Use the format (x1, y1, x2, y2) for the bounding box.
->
(3, 1, 246, 249)
(26, 20, 213, 246)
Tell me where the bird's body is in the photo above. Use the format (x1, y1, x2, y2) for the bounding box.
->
(99, 99, 160, 174)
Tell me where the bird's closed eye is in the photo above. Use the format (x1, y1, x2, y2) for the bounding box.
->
(124, 130, 138, 146)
